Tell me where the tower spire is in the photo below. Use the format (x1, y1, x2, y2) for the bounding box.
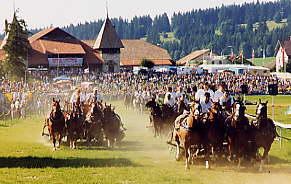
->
(106, 1, 109, 18)
(13, 0, 16, 13)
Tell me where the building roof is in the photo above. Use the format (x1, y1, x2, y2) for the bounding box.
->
(120, 39, 172, 66)
(282, 40, 291, 56)
(176, 49, 210, 66)
(93, 18, 124, 49)
(29, 27, 86, 55)
(26, 27, 103, 66)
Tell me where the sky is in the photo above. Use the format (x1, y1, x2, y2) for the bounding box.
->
(0, 0, 274, 33)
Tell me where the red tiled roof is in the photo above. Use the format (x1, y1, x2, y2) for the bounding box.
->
(39, 39, 85, 54)
(120, 39, 172, 66)
(27, 27, 103, 66)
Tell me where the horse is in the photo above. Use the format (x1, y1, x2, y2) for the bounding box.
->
(145, 100, 163, 137)
(225, 101, 250, 169)
(250, 99, 276, 171)
(66, 102, 85, 149)
(205, 102, 226, 158)
(45, 98, 66, 150)
(174, 102, 210, 170)
(103, 104, 125, 148)
(84, 101, 104, 146)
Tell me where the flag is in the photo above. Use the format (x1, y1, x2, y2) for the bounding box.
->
(252, 49, 255, 62)
(282, 47, 285, 68)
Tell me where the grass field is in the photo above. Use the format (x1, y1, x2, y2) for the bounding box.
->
(0, 96, 290, 184)
(251, 57, 275, 67)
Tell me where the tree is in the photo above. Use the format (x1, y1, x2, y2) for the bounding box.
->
(140, 58, 155, 69)
(2, 11, 30, 79)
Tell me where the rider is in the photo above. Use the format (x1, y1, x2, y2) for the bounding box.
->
(200, 92, 212, 114)
(164, 86, 176, 108)
(219, 90, 234, 113)
(213, 83, 225, 103)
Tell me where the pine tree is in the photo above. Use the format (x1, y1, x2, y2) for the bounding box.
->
(2, 11, 30, 79)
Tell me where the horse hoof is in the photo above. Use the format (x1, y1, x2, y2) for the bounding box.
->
(206, 161, 210, 169)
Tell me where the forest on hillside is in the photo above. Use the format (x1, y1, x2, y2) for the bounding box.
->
(2, 0, 291, 61)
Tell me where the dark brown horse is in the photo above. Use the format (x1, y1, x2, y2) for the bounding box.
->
(250, 99, 276, 171)
(225, 101, 250, 168)
(103, 104, 125, 148)
(145, 100, 163, 137)
(66, 102, 85, 149)
(84, 101, 104, 145)
(205, 102, 226, 157)
(46, 98, 66, 150)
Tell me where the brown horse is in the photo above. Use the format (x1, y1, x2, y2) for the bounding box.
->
(205, 102, 226, 158)
(225, 101, 250, 168)
(103, 104, 125, 148)
(84, 101, 104, 145)
(66, 102, 85, 149)
(174, 102, 210, 170)
(250, 99, 276, 171)
(46, 98, 66, 150)
(145, 100, 163, 137)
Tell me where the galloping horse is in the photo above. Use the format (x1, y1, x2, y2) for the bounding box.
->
(45, 98, 66, 150)
(250, 99, 276, 171)
(84, 101, 104, 145)
(205, 102, 226, 157)
(103, 104, 125, 148)
(145, 100, 163, 137)
(66, 102, 85, 149)
(174, 102, 210, 170)
(225, 101, 250, 168)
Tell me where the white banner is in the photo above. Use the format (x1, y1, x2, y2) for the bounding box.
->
(48, 58, 83, 67)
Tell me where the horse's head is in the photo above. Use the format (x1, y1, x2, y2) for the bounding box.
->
(190, 102, 201, 119)
(256, 99, 268, 118)
(233, 101, 246, 120)
(177, 99, 188, 114)
(52, 98, 61, 113)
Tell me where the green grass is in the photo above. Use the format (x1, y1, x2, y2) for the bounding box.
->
(266, 20, 287, 31)
(251, 57, 275, 67)
(0, 96, 291, 183)
(160, 32, 179, 43)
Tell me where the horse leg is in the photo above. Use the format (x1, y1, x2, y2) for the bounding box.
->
(259, 145, 271, 172)
(204, 143, 210, 169)
(185, 142, 190, 170)
(175, 139, 181, 161)
(52, 134, 57, 151)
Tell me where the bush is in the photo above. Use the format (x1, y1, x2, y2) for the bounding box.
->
(140, 59, 155, 69)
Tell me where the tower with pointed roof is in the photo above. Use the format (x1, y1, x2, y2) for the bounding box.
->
(93, 13, 124, 73)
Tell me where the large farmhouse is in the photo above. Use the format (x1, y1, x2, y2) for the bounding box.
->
(0, 16, 172, 74)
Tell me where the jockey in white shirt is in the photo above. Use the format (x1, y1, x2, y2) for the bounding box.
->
(213, 84, 225, 102)
(164, 86, 176, 106)
(200, 92, 212, 113)
(195, 82, 214, 102)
